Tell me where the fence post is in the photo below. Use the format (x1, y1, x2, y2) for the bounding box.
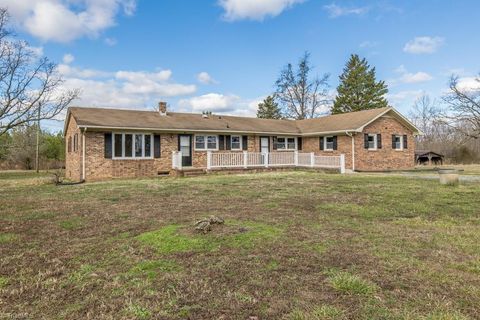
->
(207, 151, 211, 170)
(294, 151, 298, 166)
(340, 154, 346, 174)
(310, 152, 315, 167)
(243, 151, 248, 168)
(264, 152, 269, 168)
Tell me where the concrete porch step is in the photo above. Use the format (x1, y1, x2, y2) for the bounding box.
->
(180, 167, 207, 177)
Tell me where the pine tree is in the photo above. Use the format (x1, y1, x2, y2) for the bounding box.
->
(257, 95, 283, 119)
(331, 54, 388, 114)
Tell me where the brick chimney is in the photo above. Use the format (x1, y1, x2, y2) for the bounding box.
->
(159, 101, 167, 116)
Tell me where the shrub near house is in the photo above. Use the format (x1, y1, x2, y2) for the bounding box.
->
(64, 103, 421, 181)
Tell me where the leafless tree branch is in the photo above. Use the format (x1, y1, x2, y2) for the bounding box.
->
(0, 8, 79, 137)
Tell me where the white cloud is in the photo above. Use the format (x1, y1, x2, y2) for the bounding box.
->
(455, 77, 480, 92)
(104, 37, 117, 46)
(324, 3, 369, 18)
(178, 93, 262, 116)
(0, 0, 136, 42)
(179, 93, 240, 113)
(27, 45, 44, 57)
(57, 63, 196, 108)
(62, 53, 75, 64)
(359, 41, 377, 48)
(196, 72, 218, 85)
(219, 0, 304, 21)
(387, 90, 424, 107)
(400, 72, 433, 84)
(403, 36, 445, 54)
(393, 65, 433, 84)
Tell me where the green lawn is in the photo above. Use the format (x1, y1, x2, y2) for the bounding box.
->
(1, 170, 479, 319)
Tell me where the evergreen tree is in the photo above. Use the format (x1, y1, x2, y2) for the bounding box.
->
(332, 54, 388, 114)
(257, 95, 283, 119)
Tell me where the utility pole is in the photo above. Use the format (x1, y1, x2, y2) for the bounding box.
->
(35, 105, 40, 173)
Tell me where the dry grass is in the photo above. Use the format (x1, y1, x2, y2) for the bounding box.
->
(1, 170, 479, 319)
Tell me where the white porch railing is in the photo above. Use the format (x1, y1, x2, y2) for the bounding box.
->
(201, 151, 345, 173)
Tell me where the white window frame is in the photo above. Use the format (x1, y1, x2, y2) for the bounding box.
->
(393, 135, 403, 151)
(367, 134, 377, 150)
(276, 136, 297, 151)
(194, 134, 219, 151)
(230, 135, 242, 150)
(112, 133, 154, 160)
(324, 136, 334, 151)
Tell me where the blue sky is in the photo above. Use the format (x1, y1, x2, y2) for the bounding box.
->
(1, 0, 479, 131)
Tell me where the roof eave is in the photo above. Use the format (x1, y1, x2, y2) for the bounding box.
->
(77, 124, 301, 136)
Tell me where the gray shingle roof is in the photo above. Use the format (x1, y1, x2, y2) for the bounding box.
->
(67, 106, 419, 135)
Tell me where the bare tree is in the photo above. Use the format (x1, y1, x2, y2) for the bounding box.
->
(443, 75, 480, 139)
(274, 52, 330, 119)
(0, 8, 79, 137)
(409, 94, 441, 145)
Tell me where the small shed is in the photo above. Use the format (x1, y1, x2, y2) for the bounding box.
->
(415, 150, 444, 165)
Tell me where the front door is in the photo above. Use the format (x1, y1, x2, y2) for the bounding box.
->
(260, 136, 270, 153)
(178, 135, 192, 167)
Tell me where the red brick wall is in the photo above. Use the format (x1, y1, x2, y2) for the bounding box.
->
(65, 113, 416, 180)
(83, 132, 177, 181)
(65, 116, 82, 181)
(354, 115, 415, 171)
(302, 135, 353, 170)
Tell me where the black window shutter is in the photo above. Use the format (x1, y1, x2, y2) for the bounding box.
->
(377, 134, 382, 149)
(104, 133, 112, 158)
(364, 134, 369, 149)
(219, 135, 225, 150)
(242, 136, 248, 151)
(154, 134, 161, 158)
(297, 137, 302, 151)
(272, 137, 277, 150)
(333, 136, 338, 150)
(320, 137, 324, 150)
(392, 135, 396, 149)
(225, 135, 231, 150)
(403, 135, 408, 149)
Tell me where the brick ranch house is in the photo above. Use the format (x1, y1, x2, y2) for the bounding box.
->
(64, 102, 421, 181)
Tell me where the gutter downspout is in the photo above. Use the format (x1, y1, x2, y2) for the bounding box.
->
(346, 131, 355, 172)
(82, 128, 87, 182)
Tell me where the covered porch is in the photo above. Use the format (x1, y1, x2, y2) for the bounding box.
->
(172, 151, 346, 174)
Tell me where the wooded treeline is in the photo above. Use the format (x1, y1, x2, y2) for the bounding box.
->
(0, 126, 64, 170)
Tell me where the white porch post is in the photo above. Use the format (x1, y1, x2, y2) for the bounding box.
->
(294, 151, 298, 166)
(264, 152, 269, 168)
(243, 151, 248, 168)
(178, 151, 183, 170)
(310, 152, 315, 167)
(171, 151, 176, 169)
(207, 151, 212, 170)
(340, 154, 346, 174)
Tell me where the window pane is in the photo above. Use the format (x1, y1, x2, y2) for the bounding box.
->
(326, 137, 334, 150)
(135, 134, 143, 157)
(125, 134, 133, 157)
(114, 134, 122, 157)
(231, 136, 241, 149)
(195, 136, 205, 149)
(144, 135, 151, 157)
(207, 136, 217, 149)
(180, 135, 190, 156)
(395, 136, 401, 149)
(287, 138, 295, 150)
(277, 137, 285, 149)
(368, 135, 375, 149)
